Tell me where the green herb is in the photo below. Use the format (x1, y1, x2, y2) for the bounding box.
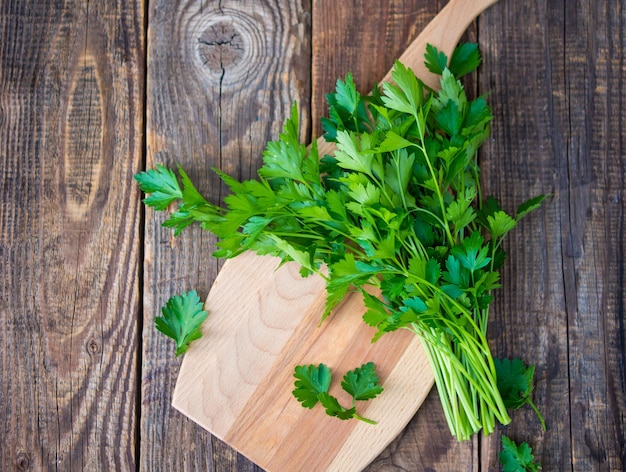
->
(155, 290, 209, 357)
(495, 358, 546, 430)
(293, 363, 383, 424)
(499, 435, 541, 471)
(136, 43, 546, 440)
(425, 42, 481, 79)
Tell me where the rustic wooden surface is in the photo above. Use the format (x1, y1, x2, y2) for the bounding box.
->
(1, 1, 624, 471)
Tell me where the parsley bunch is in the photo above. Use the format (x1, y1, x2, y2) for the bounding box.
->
(136, 44, 546, 441)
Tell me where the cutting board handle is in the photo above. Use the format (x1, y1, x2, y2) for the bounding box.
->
(387, 0, 500, 87)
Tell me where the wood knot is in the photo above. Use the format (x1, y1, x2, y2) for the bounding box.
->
(198, 22, 244, 70)
(186, 6, 268, 87)
(16, 451, 30, 470)
(87, 338, 101, 356)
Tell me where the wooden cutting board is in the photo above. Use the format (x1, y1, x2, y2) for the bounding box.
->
(173, 1, 499, 470)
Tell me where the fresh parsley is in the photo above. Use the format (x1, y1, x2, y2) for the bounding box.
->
(499, 435, 541, 472)
(495, 358, 546, 430)
(155, 290, 209, 357)
(136, 43, 547, 440)
(293, 362, 383, 424)
(425, 42, 481, 79)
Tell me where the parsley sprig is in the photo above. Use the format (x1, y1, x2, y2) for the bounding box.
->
(500, 435, 541, 471)
(136, 43, 547, 441)
(293, 363, 383, 424)
(495, 357, 546, 431)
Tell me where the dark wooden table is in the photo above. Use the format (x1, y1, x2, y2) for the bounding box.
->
(2, 0, 625, 470)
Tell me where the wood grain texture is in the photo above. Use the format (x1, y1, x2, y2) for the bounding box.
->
(142, 1, 311, 471)
(479, 0, 626, 470)
(1, 0, 624, 470)
(0, 0, 144, 470)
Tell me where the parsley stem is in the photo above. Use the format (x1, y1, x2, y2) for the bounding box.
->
(353, 414, 377, 425)
(412, 322, 511, 437)
(412, 122, 454, 246)
(529, 400, 547, 431)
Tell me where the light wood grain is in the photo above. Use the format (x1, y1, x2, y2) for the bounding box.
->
(0, 0, 144, 470)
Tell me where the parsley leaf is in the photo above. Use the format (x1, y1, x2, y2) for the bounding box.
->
(318, 392, 357, 420)
(293, 364, 332, 408)
(499, 435, 541, 472)
(425, 43, 481, 79)
(448, 42, 481, 78)
(487, 210, 517, 240)
(341, 361, 384, 401)
(495, 358, 546, 430)
(134, 164, 182, 210)
(516, 194, 549, 221)
(424, 43, 448, 76)
(155, 291, 209, 357)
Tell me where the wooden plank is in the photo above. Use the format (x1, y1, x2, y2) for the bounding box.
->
(309, 1, 483, 470)
(477, 0, 571, 467)
(479, 0, 625, 470)
(0, 0, 144, 470)
(142, 1, 311, 470)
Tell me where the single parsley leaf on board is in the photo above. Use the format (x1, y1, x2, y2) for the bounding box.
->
(292, 364, 332, 409)
(134, 164, 183, 210)
(495, 358, 546, 430)
(341, 362, 384, 401)
(155, 290, 209, 357)
(499, 435, 541, 472)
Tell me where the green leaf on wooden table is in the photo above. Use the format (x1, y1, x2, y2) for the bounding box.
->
(134, 164, 182, 210)
(449, 42, 482, 78)
(258, 103, 307, 183)
(487, 210, 517, 240)
(155, 290, 209, 357)
(495, 357, 546, 430)
(499, 435, 541, 472)
(516, 194, 549, 221)
(335, 71, 360, 116)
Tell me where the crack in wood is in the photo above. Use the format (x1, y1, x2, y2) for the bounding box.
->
(198, 22, 244, 70)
